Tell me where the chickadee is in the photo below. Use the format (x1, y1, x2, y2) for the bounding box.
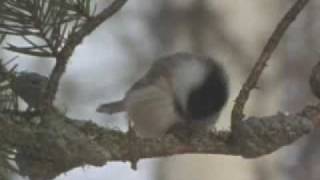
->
(97, 52, 229, 138)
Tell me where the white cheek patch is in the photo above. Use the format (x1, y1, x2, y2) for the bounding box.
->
(172, 59, 208, 111)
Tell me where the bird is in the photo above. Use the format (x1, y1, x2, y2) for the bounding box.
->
(97, 52, 229, 138)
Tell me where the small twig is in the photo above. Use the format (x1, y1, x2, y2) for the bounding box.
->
(231, 0, 310, 130)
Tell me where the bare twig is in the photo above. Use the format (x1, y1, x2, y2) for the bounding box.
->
(231, 0, 310, 130)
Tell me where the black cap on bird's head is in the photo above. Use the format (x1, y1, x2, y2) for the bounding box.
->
(170, 53, 228, 123)
(186, 63, 228, 121)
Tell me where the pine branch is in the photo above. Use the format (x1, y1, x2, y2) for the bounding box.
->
(42, 0, 128, 109)
(0, 58, 18, 112)
(0, 0, 91, 57)
(65, 0, 94, 19)
(0, 0, 128, 110)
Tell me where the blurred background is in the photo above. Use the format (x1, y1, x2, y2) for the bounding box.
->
(3, 0, 320, 179)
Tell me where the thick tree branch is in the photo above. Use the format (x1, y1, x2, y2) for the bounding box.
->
(231, 0, 310, 130)
(0, 102, 316, 180)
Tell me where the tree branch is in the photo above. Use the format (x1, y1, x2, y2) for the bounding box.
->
(0, 0, 128, 110)
(231, 0, 310, 130)
(42, 0, 128, 110)
(0, 101, 316, 179)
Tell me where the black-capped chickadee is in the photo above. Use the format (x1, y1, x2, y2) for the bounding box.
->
(97, 52, 229, 138)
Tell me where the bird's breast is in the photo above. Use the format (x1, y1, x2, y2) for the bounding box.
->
(125, 77, 180, 138)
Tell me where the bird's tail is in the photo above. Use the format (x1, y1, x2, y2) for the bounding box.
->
(96, 100, 125, 114)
